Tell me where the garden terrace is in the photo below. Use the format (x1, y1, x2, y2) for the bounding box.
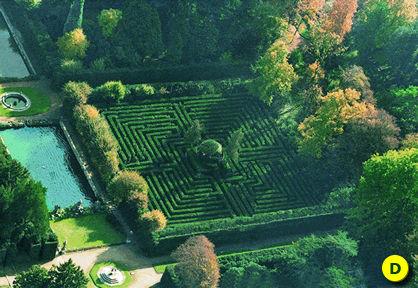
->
(103, 91, 321, 226)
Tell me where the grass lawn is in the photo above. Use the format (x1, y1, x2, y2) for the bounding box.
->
(89, 261, 133, 288)
(0, 86, 50, 117)
(50, 214, 125, 251)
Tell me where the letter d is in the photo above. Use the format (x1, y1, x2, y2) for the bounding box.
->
(390, 263, 401, 274)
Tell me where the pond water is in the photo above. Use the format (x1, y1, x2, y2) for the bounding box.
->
(0, 127, 93, 209)
(0, 14, 30, 78)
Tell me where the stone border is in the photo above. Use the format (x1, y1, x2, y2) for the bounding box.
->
(1, 92, 31, 111)
(0, 2, 36, 75)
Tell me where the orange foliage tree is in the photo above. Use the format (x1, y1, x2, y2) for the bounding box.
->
(142, 210, 167, 232)
(324, 0, 358, 38)
(172, 236, 220, 288)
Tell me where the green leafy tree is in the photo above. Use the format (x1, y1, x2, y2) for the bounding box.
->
(13, 265, 49, 288)
(98, 9, 123, 38)
(224, 129, 244, 165)
(48, 259, 87, 288)
(319, 267, 353, 288)
(107, 171, 148, 204)
(90, 81, 127, 104)
(349, 148, 418, 268)
(251, 39, 298, 105)
(184, 120, 204, 147)
(57, 28, 89, 60)
(62, 81, 92, 110)
(220, 263, 277, 288)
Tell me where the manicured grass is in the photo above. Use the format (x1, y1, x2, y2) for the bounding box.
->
(0, 87, 50, 117)
(50, 214, 125, 251)
(89, 262, 133, 288)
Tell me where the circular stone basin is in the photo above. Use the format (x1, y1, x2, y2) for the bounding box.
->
(1, 92, 31, 111)
(97, 266, 125, 286)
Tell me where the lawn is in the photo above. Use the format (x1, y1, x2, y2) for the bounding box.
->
(89, 262, 133, 288)
(50, 214, 125, 251)
(0, 86, 50, 117)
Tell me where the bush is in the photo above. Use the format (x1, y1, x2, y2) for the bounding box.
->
(129, 191, 149, 214)
(142, 210, 167, 232)
(90, 81, 126, 104)
(62, 81, 92, 109)
(126, 84, 155, 101)
(107, 171, 148, 204)
(60, 59, 83, 73)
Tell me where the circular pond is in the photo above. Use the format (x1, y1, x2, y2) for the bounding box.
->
(1, 92, 31, 111)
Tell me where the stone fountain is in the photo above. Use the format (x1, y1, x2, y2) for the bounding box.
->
(98, 265, 125, 286)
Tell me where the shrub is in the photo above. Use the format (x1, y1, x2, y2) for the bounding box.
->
(129, 191, 149, 213)
(57, 28, 89, 60)
(62, 81, 92, 109)
(126, 84, 155, 101)
(60, 59, 83, 73)
(90, 58, 106, 71)
(172, 236, 220, 288)
(90, 81, 126, 104)
(107, 171, 148, 204)
(98, 9, 123, 38)
(142, 210, 167, 232)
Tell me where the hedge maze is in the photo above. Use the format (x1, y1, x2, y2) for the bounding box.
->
(103, 92, 320, 225)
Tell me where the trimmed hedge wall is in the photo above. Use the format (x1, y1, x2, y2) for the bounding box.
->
(53, 63, 253, 87)
(139, 210, 345, 256)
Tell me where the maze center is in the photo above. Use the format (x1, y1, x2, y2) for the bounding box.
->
(104, 92, 320, 225)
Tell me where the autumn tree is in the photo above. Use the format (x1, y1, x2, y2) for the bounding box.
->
(172, 236, 220, 288)
(107, 171, 148, 204)
(349, 148, 417, 274)
(402, 133, 418, 149)
(142, 210, 167, 232)
(323, 0, 358, 38)
(251, 39, 298, 105)
(98, 9, 123, 38)
(298, 88, 369, 157)
(57, 28, 89, 60)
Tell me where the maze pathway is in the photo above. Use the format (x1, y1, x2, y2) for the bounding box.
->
(103, 92, 319, 225)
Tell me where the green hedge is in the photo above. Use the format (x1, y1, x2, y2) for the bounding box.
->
(53, 63, 252, 87)
(138, 210, 344, 256)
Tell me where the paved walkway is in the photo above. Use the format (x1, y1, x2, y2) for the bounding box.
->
(1, 244, 164, 288)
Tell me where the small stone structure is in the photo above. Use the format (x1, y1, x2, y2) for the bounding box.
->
(1, 92, 31, 111)
(98, 265, 125, 286)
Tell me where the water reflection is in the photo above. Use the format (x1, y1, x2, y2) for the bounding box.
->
(0, 14, 30, 78)
(0, 127, 93, 209)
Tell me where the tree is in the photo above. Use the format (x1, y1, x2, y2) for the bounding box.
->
(402, 133, 418, 149)
(184, 120, 204, 147)
(340, 65, 374, 102)
(48, 259, 87, 288)
(142, 210, 167, 232)
(57, 28, 89, 60)
(62, 81, 92, 109)
(90, 81, 126, 104)
(323, 0, 358, 38)
(224, 129, 244, 165)
(172, 236, 220, 288)
(107, 171, 148, 204)
(14, 265, 49, 288)
(251, 39, 298, 105)
(63, 0, 85, 34)
(349, 149, 418, 268)
(319, 267, 353, 288)
(220, 263, 277, 288)
(15, 0, 41, 9)
(98, 9, 123, 38)
(298, 88, 369, 157)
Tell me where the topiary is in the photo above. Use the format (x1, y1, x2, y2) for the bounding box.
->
(107, 171, 148, 204)
(142, 210, 167, 232)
